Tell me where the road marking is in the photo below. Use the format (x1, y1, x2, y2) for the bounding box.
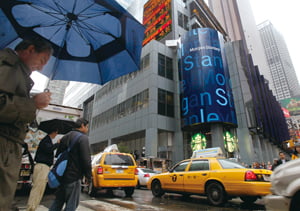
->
(103, 198, 167, 210)
(80, 199, 132, 210)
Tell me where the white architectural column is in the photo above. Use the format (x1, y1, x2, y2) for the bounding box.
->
(272, 144, 280, 158)
(145, 128, 158, 157)
(211, 124, 226, 154)
(237, 128, 255, 165)
(254, 135, 263, 162)
(266, 142, 275, 160)
(173, 131, 184, 163)
(261, 139, 271, 163)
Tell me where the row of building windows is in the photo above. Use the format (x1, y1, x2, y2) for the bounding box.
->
(91, 87, 175, 129)
(92, 89, 149, 129)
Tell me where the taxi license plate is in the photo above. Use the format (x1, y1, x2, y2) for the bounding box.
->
(20, 170, 31, 176)
(263, 175, 271, 182)
(116, 169, 124, 173)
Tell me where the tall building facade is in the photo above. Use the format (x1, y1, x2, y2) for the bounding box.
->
(83, 0, 239, 163)
(63, 82, 100, 108)
(206, 0, 290, 162)
(208, 0, 274, 92)
(64, 0, 287, 164)
(258, 21, 300, 100)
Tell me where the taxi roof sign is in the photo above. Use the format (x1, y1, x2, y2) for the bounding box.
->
(103, 144, 119, 152)
(191, 147, 224, 158)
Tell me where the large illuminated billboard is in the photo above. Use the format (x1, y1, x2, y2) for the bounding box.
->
(179, 28, 237, 127)
(280, 97, 300, 116)
(142, 0, 172, 46)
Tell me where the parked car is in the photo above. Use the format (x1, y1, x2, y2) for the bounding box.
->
(264, 158, 300, 211)
(147, 157, 272, 206)
(136, 168, 157, 188)
(87, 151, 138, 197)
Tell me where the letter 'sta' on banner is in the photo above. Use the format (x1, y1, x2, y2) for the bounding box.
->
(179, 28, 237, 127)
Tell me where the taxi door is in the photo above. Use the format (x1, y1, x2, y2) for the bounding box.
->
(183, 159, 210, 194)
(163, 161, 190, 191)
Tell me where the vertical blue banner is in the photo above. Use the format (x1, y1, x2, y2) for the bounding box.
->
(179, 28, 237, 126)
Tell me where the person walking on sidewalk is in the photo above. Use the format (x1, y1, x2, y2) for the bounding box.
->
(26, 129, 59, 211)
(0, 38, 52, 211)
(49, 118, 91, 211)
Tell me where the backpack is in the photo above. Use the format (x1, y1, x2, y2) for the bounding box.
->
(48, 132, 82, 188)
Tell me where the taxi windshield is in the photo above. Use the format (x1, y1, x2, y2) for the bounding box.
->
(104, 154, 134, 166)
(218, 159, 245, 169)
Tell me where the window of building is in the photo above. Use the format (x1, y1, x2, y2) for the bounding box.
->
(178, 11, 188, 30)
(92, 89, 149, 129)
(158, 88, 174, 117)
(158, 53, 173, 80)
(141, 53, 150, 69)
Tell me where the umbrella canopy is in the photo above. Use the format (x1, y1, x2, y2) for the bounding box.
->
(0, 0, 145, 85)
(38, 118, 77, 134)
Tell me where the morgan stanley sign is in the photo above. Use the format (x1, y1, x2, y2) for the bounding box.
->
(179, 28, 237, 127)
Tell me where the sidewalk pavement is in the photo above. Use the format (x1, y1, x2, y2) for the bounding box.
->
(17, 204, 94, 211)
(16, 199, 133, 211)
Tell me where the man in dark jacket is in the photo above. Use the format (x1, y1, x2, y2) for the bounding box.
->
(49, 118, 91, 211)
(26, 128, 59, 211)
(276, 151, 289, 165)
(0, 38, 52, 210)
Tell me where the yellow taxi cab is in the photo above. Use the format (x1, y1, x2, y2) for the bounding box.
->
(87, 145, 138, 197)
(147, 149, 272, 206)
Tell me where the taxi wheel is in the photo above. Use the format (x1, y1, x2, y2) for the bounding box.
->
(151, 180, 165, 197)
(240, 196, 258, 204)
(206, 182, 227, 206)
(124, 187, 135, 197)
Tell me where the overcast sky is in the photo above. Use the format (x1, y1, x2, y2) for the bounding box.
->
(249, 0, 300, 82)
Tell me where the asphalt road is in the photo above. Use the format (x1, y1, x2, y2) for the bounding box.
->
(14, 188, 267, 211)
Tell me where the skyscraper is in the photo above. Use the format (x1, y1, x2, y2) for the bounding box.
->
(208, 0, 274, 92)
(258, 20, 300, 100)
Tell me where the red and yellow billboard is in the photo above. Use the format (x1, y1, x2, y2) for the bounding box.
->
(143, 0, 172, 46)
(280, 97, 300, 116)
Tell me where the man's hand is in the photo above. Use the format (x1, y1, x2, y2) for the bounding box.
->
(33, 92, 51, 109)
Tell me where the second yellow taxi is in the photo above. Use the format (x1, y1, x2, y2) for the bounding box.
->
(147, 157, 272, 206)
(87, 145, 138, 197)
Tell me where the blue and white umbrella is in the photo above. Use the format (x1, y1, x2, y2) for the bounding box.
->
(0, 0, 145, 85)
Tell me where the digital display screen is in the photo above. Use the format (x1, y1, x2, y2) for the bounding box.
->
(280, 97, 300, 116)
(179, 28, 237, 126)
(142, 0, 172, 46)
